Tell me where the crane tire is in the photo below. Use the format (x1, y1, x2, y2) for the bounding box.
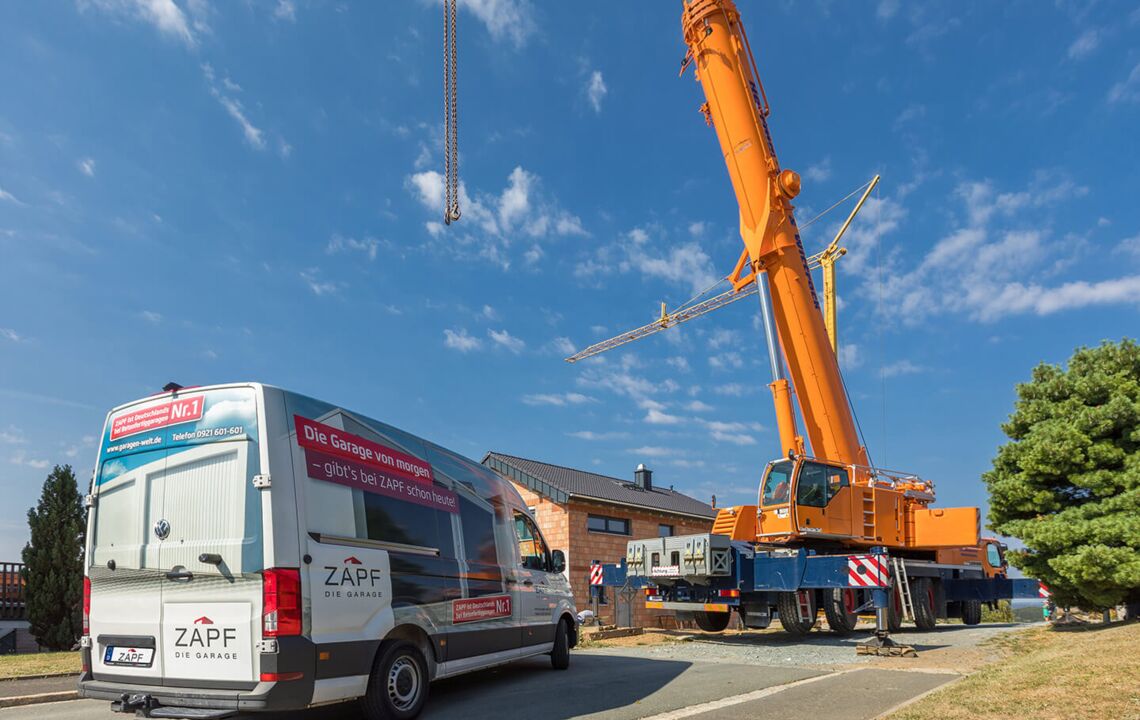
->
(887, 584, 904, 632)
(777, 591, 817, 636)
(693, 610, 731, 632)
(911, 578, 938, 630)
(823, 588, 860, 635)
(961, 599, 982, 626)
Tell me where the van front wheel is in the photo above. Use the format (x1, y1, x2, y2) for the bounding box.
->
(361, 641, 429, 720)
(550, 618, 570, 670)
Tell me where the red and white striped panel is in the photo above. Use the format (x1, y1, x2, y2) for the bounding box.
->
(1038, 582, 1051, 599)
(589, 563, 604, 586)
(848, 554, 889, 587)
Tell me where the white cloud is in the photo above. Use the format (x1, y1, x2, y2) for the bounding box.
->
(586, 70, 607, 113)
(0, 427, 25, 444)
(644, 407, 683, 425)
(274, 0, 296, 22)
(805, 156, 832, 183)
(1067, 28, 1101, 60)
(0, 187, 24, 205)
(140, 310, 162, 324)
(876, 0, 899, 20)
(0, 328, 23, 343)
(666, 356, 690, 373)
(458, 0, 536, 49)
(444, 328, 482, 352)
(881, 359, 923, 378)
(479, 305, 499, 321)
(78, 157, 97, 177)
(84, 0, 196, 47)
(839, 343, 861, 369)
(707, 328, 739, 350)
(202, 65, 268, 150)
(567, 430, 628, 441)
(8, 449, 50, 469)
(708, 351, 744, 370)
(407, 165, 584, 269)
(300, 268, 342, 296)
(711, 383, 756, 396)
(548, 336, 577, 355)
(1108, 62, 1140, 104)
(627, 446, 678, 458)
(1118, 234, 1140, 257)
(686, 400, 713, 412)
(521, 392, 596, 406)
(638, 242, 718, 294)
(488, 328, 525, 353)
(327, 234, 379, 261)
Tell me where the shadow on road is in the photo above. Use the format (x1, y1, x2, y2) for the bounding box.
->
(273, 653, 694, 720)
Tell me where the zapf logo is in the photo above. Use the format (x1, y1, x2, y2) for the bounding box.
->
(323, 557, 384, 599)
(171, 616, 240, 662)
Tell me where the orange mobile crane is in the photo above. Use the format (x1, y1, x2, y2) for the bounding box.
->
(567, 1, 1044, 652)
(677, 0, 981, 553)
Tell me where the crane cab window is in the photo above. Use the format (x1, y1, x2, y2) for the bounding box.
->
(986, 543, 1003, 568)
(761, 461, 793, 505)
(513, 510, 550, 572)
(795, 462, 849, 508)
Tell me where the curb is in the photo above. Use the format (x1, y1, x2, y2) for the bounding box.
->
(0, 672, 78, 681)
(0, 691, 79, 709)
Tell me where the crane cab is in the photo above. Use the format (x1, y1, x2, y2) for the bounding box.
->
(756, 458, 856, 542)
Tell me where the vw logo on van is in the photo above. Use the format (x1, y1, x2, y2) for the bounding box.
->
(153, 519, 171, 540)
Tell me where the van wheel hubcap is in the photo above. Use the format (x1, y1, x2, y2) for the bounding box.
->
(387, 656, 420, 711)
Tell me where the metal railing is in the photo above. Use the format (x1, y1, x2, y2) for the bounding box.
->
(0, 562, 27, 620)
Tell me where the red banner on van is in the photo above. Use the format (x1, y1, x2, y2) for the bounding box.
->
(294, 415, 434, 484)
(303, 448, 458, 513)
(453, 595, 512, 624)
(110, 397, 205, 440)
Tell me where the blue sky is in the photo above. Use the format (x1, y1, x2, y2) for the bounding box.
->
(2, 0, 1139, 560)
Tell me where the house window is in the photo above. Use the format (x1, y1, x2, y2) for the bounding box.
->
(587, 514, 630, 535)
(658, 524, 674, 537)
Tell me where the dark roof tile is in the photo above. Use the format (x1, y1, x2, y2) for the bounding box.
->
(483, 452, 716, 519)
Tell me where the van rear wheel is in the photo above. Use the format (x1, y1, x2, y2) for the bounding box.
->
(361, 641, 429, 720)
(550, 618, 571, 670)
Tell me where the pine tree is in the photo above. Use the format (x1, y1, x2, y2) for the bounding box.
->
(984, 339, 1140, 612)
(22, 464, 87, 650)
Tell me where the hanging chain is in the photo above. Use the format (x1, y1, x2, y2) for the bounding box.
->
(443, 0, 461, 225)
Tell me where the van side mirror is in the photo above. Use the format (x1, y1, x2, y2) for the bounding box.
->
(551, 549, 566, 573)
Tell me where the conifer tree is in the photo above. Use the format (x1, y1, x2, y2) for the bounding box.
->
(22, 464, 87, 650)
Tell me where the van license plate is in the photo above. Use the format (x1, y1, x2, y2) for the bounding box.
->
(104, 646, 155, 667)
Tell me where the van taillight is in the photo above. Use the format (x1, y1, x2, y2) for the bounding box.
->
(82, 576, 91, 635)
(262, 568, 301, 637)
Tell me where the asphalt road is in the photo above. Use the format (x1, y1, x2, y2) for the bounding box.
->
(0, 649, 955, 720)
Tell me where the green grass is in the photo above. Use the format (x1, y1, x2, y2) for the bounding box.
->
(0, 651, 81, 679)
(889, 621, 1140, 720)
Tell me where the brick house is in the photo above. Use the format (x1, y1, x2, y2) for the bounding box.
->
(482, 452, 716, 628)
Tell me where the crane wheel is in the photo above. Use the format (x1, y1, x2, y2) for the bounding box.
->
(693, 610, 731, 632)
(887, 584, 903, 633)
(777, 591, 817, 636)
(911, 578, 938, 630)
(961, 599, 982, 626)
(824, 588, 860, 635)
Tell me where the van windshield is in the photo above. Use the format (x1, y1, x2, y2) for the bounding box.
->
(91, 387, 262, 573)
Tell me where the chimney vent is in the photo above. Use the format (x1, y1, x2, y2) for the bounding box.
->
(634, 463, 652, 491)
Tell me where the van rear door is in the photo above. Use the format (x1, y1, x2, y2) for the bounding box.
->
(88, 387, 264, 688)
(89, 446, 168, 683)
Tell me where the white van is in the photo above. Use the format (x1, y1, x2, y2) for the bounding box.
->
(78, 383, 577, 719)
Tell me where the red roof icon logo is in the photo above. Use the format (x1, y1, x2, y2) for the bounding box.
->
(193, 616, 214, 625)
(343, 556, 362, 565)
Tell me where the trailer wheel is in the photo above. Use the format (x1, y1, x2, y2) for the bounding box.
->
(777, 591, 817, 636)
(887, 584, 903, 632)
(823, 588, 860, 635)
(911, 578, 937, 631)
(961, 599, 982, 626)
(693, 610, 731, 632)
